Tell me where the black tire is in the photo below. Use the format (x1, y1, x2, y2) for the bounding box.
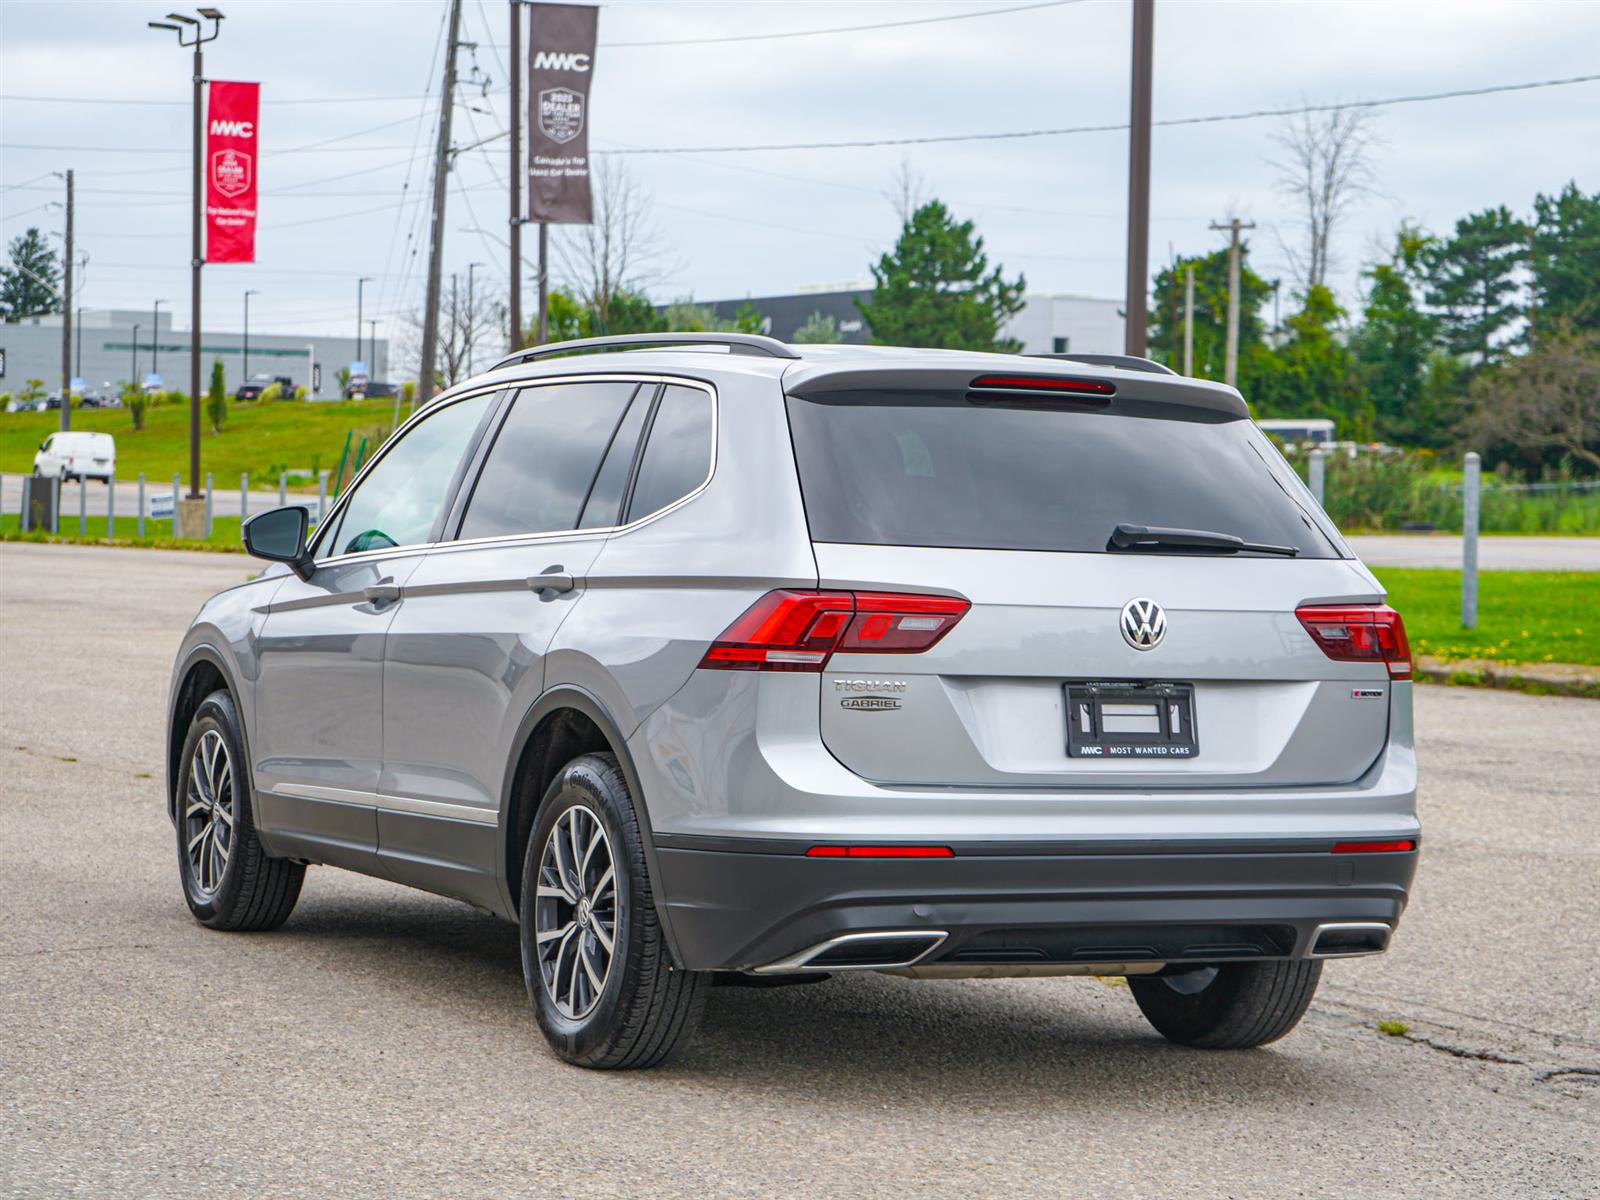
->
(175, 690, 304, 931)
(520, 752, 707, 1069)
(1128, 959, 1323, 1049)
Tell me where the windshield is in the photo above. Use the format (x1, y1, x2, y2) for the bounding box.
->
(785, 390, 1342, 558)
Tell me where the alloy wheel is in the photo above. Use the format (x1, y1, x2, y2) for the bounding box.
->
(184, 729, 235, 896)
(533, 804, 617, 1020)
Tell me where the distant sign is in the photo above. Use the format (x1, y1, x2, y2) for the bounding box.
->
(350, 361, 368, 375)
(69, 376, 86, 393)
(144, 373, 163, 389)
(149, 492, 175, 519)
(312, 363, 322, 392)
(0, 347, 7, 378)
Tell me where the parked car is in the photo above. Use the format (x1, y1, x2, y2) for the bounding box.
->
(343, 380, 397, 400)
(35, 430, 116, 482)
(236, 373, 293, 401)
(167, 333, 1419, 1070)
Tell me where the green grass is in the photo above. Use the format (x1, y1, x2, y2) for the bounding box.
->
(2, 512, 245, 552)
(1, 397, 404, 492)
(1377, 1020, 1411, 1038)
(1375, 568, 1600, 666)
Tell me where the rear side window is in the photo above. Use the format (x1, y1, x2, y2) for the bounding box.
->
(578, 384, 654, 529)
(785, 391, 1338, 558)
(624, 384, 713, 523)
(459, 381, 639, 540)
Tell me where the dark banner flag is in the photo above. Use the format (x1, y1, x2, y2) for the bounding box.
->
(205, 80, 259, 263)
(527, 3, 597, 224)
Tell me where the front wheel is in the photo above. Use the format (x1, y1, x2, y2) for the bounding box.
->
(175, 690, 304, 930)
(520, 752, 707, 1069)
(1128, 959, 1322, 1049)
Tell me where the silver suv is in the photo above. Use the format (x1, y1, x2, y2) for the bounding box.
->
(165, 334, 1419, 1069)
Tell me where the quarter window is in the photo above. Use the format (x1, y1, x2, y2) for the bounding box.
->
(458, 382, 640, 540)
(316, 391, 493, 559)
(624, 385, 713, 523)
(577, 385, 654, 530)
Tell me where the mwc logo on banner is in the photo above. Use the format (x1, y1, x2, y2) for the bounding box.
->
(206, 81, 259, 264)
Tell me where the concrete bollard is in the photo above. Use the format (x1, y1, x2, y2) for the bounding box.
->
(79, 476, 87, 536)
(1308, 448, 1326, 508)
(107, 474, 115, 539)
(241, 472, 249, 522)
(138, 474, 146, 539)
(172, 473, 181, 536)
(1462, 452, 1480, 630)
(205, 472, 214, 539)
(278, 471, 287, 507)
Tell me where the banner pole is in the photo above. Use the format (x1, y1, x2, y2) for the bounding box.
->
(537, 222, 549, 343)
(508, 0, 523, 351)
(189, 39, 203, 499)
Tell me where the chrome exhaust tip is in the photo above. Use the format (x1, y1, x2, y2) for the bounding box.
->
(753, 930, 948, 974)
(1308, 922, 1393, 958)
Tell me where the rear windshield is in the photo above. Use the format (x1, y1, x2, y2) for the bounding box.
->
(785, 391, 1341, 558)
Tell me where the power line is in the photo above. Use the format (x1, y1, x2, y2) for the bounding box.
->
(593, 0, 1085, 48)
(599, 73, 1600, 155)
(0, 91, 447, 107)
(0, 141, 421, 155)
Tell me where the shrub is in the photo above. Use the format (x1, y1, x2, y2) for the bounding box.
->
(259, 382, 284, 404)
(123, 382, 146, 430)
(293, 385, 307, 401)
(19, 379, 46, 407)
(206, 361, 227, 433)
(400, 380, 416, 408)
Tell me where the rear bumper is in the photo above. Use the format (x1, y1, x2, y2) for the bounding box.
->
(653, 840, 1418, 972)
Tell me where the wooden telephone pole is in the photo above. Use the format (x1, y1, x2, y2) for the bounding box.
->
(418, 0, 463, 400)
(1209, 216, 1255, 388)
(1123, 0, 1154, 357)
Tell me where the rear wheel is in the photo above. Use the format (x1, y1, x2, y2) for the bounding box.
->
(520, 752, 707, 1069)
(175, 690, 304, 930)
(1128, 960, 1322, 1049)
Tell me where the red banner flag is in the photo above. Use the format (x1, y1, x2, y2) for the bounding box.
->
(206, 81, 259, 264)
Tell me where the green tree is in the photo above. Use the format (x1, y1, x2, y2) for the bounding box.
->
(206, 360, 227, 433)
(1467, 323, 1600, 474)
(0, 227, 61, 319)
(588, 289, 666, 336)
(1252, 285, 1372, 437)
(1424, 205, 1527, 365)
(731, 301, 765, 335)
(857, 200, 1025, 350)
(1148, 245, 1274, 379)
(543, 288, 588, 341)
(1530, 182, 1600, 335)
(1352, 225, 1453, 445)
(793, 311, 842, 344)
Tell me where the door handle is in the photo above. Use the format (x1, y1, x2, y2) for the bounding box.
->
(528, 567, 575, 594)
(363, 582, 401, 605)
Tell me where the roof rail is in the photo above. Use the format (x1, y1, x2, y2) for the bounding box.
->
(491, 332, 800, 371)
(1029, 352, 1177, 377)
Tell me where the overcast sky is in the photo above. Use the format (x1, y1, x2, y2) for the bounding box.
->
(2, 0, 1595, 347)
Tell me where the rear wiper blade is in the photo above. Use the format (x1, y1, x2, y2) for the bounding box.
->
(1108, 523, 1299, 557)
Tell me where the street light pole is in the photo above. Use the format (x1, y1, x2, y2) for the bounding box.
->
(241, 289, 257, 380)
(151, 298, 165, 376)
(149, 7, 224, 501)
(367, 319, 378, 376)
(1123, 0, 1154, 358)
(132, 323, 141, 383)
(356, 275, 372, 368)
(467, 261, 484, 375)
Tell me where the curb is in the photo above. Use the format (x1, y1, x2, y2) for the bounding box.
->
(1414, 656, 1600, 701)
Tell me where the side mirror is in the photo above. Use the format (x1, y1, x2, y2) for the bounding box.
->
(242, 505, 314, 580)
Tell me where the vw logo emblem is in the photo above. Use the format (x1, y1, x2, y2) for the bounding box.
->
(1120, 598, 1166, 650)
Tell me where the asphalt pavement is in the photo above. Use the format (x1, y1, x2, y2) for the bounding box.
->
(1347, 534, 1600, 571)
(1, 541, 1595, 1199)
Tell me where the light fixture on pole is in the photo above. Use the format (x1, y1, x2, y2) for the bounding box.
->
(148, 6, 224, 505)
(243, 288, 259, 380)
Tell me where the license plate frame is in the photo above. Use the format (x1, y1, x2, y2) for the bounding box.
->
(1065, 681, 1198, 759)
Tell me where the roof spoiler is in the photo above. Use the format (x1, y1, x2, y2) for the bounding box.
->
(1028, 352, 1177, 376)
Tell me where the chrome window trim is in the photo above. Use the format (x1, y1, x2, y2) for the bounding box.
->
(308, 373, 718, 569)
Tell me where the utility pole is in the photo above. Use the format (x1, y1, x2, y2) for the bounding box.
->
(508, 0, 523, 352)
(537, 222, 548, 343)
(467, 261, 484, 374)
(367, 319, 378, 374)
(1209, 216, 1255, 388)
(1183, 264, 1194, 377)
(418, 0, 463, 400)
(152, 298, 164, 376)
(1123, 0, 1154, 358)
(59, 169, 73, 432)
(356, 276, 372, 367)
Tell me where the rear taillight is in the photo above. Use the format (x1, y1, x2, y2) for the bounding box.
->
(1331, 840, 1416, 854)
(1295, 604, 1412, 680)
(700, 590, 969, 672)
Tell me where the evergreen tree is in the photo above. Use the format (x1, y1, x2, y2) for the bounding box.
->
(793, 311, 841, 344)
(1353, 225, 1451, 445)
(0, 227, 61, 319)
(857, 200, 1025, 350)
(1530, 182, 1600, 334)
(1252, 285, 1373, 438)
(206, 360, 227, 433)
(1423, 205, 1527, 365)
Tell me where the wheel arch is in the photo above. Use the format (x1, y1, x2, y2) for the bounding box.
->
(167, 645, 247, 824)
(499, 684, 683, 965)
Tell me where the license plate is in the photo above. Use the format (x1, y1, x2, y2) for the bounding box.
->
(1065, 681, 1198, 759)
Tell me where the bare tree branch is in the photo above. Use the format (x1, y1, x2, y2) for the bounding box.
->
(1271, 105, 1381, 295)
(885, 156, 930, 223)
(399, 273, 505, 389)
(552, 157, 675, 326)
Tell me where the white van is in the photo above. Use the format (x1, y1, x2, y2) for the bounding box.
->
(34, 431, 116, 483)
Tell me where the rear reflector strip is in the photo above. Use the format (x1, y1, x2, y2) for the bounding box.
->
(1331, 840, 1416, 854)
(806, 845, 955, 859)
